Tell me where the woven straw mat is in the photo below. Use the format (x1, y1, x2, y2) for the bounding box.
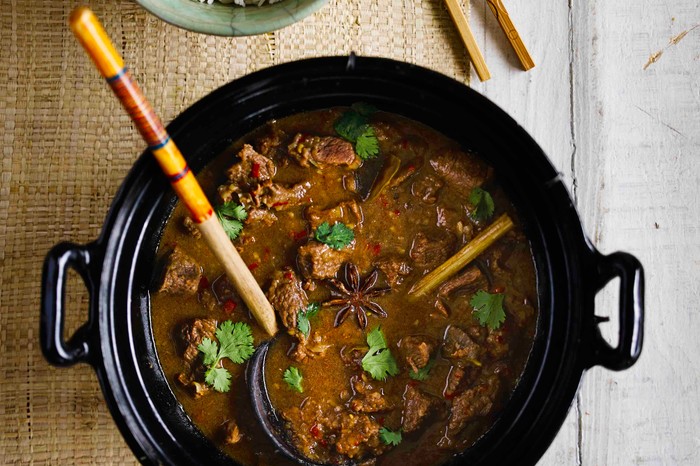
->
(0, 0, 471, 463)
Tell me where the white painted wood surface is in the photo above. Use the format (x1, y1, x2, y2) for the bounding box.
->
(467, 1, 700, 464)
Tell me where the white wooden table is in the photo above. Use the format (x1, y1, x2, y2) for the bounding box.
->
(466, 1, 700, 464)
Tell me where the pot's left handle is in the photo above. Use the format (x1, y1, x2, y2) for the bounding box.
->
(41, 242, 100, 366)
(589, 251, 644, 370)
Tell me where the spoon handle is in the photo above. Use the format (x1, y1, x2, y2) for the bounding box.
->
(69, 7, 278, 336)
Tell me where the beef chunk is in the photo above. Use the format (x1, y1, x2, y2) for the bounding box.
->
(298, 242, 352, 279)
(267, 268, 308, 331)
(182, 216, 201, 239)
(225, 144, 276, 192)
(341, 347, 366, 370)
(375, 255, 411, 287)
(177, 318, 217, 398)
(334, 409, 387, 459)
(198, 288, 218, 312)
(442, 326, 484, 361)
(411, 174, 443, 204)
(257, 181, 310, 211)
(256, 124, 286, 160)
(245, 207, 278, 226)
(350, 391, 391, 413)
(288, 133, 358, 167)
(429, 149, 490, 196)
(305, 200, 363, 230)
(290, 332, 332, 362)
(438, 266, 486, 297)
(409, 231, 455, 271)
(448, 374, 500, 433)
(399, 335, 436, 373)
(444, 364, 481, 398)
(159, 247, 202, 295)
(221, 419, 242, 445)
(486, 327, 509, 358)
(402, 385, 439, 433)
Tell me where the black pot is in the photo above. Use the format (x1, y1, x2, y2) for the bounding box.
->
(40, 56, 644, 466)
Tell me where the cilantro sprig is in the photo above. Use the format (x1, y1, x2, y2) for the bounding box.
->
(470, 290, 506, 330)
(379, 427, 402, 446)
(409, 359, 435, 382)
(334, 103, 380, 160)
(468, 188, 495, 222)
(297, 302, 321, 338)
(283, 366, 304, 393)
(215, 201, 247, 240)
(197, 321, 255, 393)
(315, 222, 354, 250)
(361, 327, 399, 381)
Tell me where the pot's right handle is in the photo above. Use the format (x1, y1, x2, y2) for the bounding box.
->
(41, 242, 99, 367)
(589, 251, 644, 370)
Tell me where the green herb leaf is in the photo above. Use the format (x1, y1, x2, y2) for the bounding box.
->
(297, 302, 321, 338)
(379, 427, 402, 446)
(468, 188, 495, 221)
(283, 366, 304, 393)
(409, 359, 435, 381)
(362, 326, 399, 381)
(470, 290, 506, 330)
(215, 201, 247, 240)
(355, 126, 380, 159)
(314, 222, 355, 250)
(205, 366, 231, 393)
(333, 107, 380, 160)
(197, 321, 255, 393)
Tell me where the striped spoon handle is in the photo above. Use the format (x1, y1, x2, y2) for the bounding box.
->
(69, 7, 278, 336)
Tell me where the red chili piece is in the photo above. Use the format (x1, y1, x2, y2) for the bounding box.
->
(290, 229, 307, 241)
(492, 285, 505, 294)
(310, 424, 321, 439)
(271, 201, 289, 208)
(198, 276, 210, 290)
(248, 262, 259, 271)
(223, 299, 237, 315)
(250, 162, 261, 179)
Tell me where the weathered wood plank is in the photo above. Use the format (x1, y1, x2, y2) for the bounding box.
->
(571, 1, 700, 465)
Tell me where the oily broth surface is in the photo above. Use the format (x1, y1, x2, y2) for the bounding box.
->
(151, 109, 538, 465)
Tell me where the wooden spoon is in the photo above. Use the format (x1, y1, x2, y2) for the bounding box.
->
(69, 7, 278, 336)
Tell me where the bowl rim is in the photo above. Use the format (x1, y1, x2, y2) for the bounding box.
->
(135, 0, 329, 36)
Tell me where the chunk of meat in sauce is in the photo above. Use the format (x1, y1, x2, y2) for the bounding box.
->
(176, 318, 217, 398)
(429, 148, 491, 196)
(221, 419, 242, 445)
(256, 181, 310, 211)
(486, 327, 509, 359)
(350, 391, 391, 414)
(225, 144, 276, 192)
(444, 364, 481, 398)
(266, 268, 308, 331)
(159, 247, 202, 295)
(438, 266, 486, 297)
(255, 124, 286, 160)
(305, 200, 364, 230)
(290, 332, 331, 362)
(448, 373, 500, 434)
(399, 335, 436, 373)
(442, 326, 484, 362)
(181, 216, 201, 239)
(375, 255, 411, 287)
(411, 174, 443, 204)
(298, 241, 352, 280)
(402, 385, 440, 433)
(409, 231, 455, 271)
(288, 133, 358, 168)
(245, 207, 278, 226)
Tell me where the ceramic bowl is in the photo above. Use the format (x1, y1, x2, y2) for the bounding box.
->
(135, 0, 328, 36)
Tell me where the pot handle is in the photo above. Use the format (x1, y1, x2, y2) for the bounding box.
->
(589, 251, 644, 370)
(41, 242, 99, 367)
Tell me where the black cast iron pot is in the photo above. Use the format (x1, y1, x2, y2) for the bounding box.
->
(40, 56, 644, 466)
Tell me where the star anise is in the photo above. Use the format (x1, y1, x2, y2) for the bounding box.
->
(323, 263, 391, 329)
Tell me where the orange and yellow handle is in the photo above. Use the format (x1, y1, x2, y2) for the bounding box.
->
(69, 7, 278, 336)
(69, 7, 212, 223)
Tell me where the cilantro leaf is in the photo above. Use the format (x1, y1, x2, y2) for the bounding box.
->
(469, 188, 495, 221)
(197, 320, 255, 393)
(366, 326, 388, 350)
(362, 326, 399, 381)
(409, 359, 435, 381)
(333, 106, 380, 160)
(283, 366, 304, 393)
(314, 222, 355, 250)
(297, 302, 321, 338)
(205, 366, 231, 393)
(379, 427, 402, 446)
(355, 126, 379, 159)
(470, 290, 506, 330)
(215, 201, 247, 240)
